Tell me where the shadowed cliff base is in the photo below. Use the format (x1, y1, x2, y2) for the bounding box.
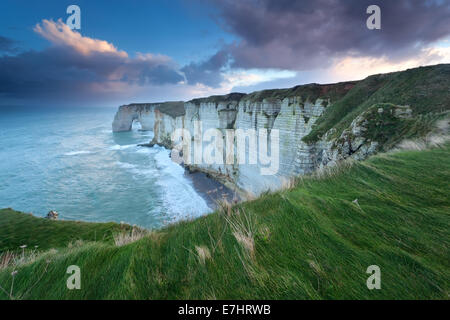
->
(183, 170, 239, 208)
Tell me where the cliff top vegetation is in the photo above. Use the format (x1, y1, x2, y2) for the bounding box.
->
(1, 141, 448, 299)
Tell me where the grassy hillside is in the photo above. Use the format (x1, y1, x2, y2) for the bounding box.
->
(0, 144, 448, 300)
(0, 209, 130, 251)
(303, 64, 450, 143)
(188, 81, 356, 105)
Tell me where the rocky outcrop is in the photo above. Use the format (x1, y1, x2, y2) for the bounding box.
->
(46, 210, 59, 220)
(311, 104, 414, 169)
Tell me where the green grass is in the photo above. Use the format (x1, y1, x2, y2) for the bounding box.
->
(189, 93, 247, 105)
(0, 210, 130, 251)
(303, 64, 450, 143)
(240, 81, 356, 104)
(123, 102, 186, 118)
(155, 101, 186, 118)
(187, 81, 356, 106)
(0, 145, 449, 299)
(332, 103, 441, 152)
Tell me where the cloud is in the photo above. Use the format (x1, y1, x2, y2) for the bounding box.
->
(0, 20, 184, 104)
(3, 2, 450, 107)
(181, 50, 230, 87)
(0, 35, 19, 54)
(181, 49, 296, 89)
(205, 0, 450, 70)
(330, 46, 450, 82)
(34, 19, 128, 57)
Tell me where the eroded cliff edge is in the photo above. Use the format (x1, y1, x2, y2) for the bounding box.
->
(112, 64, 450, 196)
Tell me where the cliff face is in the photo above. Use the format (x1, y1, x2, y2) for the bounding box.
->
(112, 64, 450, 195)
(112, 83, 356, 195)
(112, 102, 185, 132)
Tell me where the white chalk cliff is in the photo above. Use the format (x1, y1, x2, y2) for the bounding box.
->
(112, 83, 359, 195)
(112, 64, 450, 196)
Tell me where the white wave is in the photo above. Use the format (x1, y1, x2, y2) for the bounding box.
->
(109, 144, 136, 151)
(136, 147, 158, 154)
(64, 150, 92, 156)
(115, 161, 137, 170)
(115, 161, 158, 178)
(139, 131, 154, 138)
(113, 144, 211, 223)
(152, 146, 211, 220)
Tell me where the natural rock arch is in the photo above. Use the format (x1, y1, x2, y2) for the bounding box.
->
(112, 105, 140, 132)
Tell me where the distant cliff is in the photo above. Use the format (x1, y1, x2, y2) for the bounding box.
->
(113, 64, 450, 195)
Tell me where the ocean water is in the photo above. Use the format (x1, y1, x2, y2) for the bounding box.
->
(0, 107, 212, 228)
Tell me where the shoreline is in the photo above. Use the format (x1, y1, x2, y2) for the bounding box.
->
(138, 142, 241, 209)
(184, 169, 239, 209)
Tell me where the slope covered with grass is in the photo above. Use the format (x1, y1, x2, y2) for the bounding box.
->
(0, 144, 448, 300)
(0, 209, 130, 251)
(303, 64, 450, 143)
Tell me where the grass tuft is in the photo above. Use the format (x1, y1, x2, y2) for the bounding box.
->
(194, 246, 212, 265)
(113, 227, 148, 247)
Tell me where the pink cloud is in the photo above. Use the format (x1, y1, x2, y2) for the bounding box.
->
(34, 19, 128, 57)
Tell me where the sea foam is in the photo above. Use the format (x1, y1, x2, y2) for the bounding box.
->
(64, 150, 92, 156)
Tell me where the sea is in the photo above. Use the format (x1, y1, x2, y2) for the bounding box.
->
(0, 107, 214, 229)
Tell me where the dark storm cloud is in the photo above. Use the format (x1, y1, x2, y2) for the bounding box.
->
(0, 21, 184, 103)
(0, 46, 183, 102)
(192, 0, 450, 71)
(125, 57, 185, 86)
(0, 35, 19, 54)
(181, 50, 230, 87)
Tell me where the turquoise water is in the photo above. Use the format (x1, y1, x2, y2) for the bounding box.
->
(0, 107, 211, 228)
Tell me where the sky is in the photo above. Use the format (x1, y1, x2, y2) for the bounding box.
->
(0, 0, 449, 107)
